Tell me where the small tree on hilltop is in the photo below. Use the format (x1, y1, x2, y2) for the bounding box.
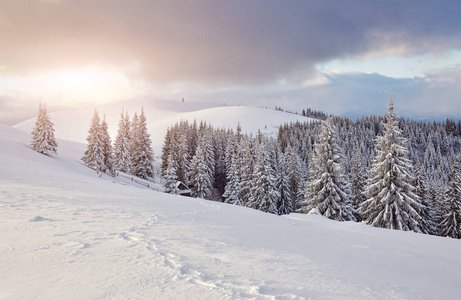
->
(31, 102, 58, 155)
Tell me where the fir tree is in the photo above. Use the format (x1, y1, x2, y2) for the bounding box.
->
(100, 115, 115, 175)
(298, 119, 357, 221)
(82, 110, 105, 172)
(164, 153, 179, 194)
(114, 109, 132, 173)
(246, 141, 278, 214)
(413, 158, 435, 234)
(189, 137, 213, 199)
(440, 157, 461, 238)
(161, 127, 173, 177)
(275, 150, 293, 215)
(130, 112, 140, 169)
(238, 138, 256, 205)
(286, 146, 303, 210)
(350, 154, 367, 211)
(31, 102, 58, 155)
(131, 108, 155, 180)
(359, 97, 425, 232)
(223, 154, 242, 205)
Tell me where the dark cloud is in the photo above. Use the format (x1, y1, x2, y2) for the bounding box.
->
(1, 0, 461, 86)
(196, 68, 461, 120)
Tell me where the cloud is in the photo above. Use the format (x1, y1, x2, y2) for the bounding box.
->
(1, 0, 461, 87)
(193, 68, 461, 120)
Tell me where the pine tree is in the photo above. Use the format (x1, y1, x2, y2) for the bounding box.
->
(223, 154, 242, 205)
(114, 109, 132, 173)
(177, 132, 191, 185)
(131, 108, 155, 180)
(298, 119, 356, 221)
(31, 102, 58, 155)
(164, 153, 179, 194)
(413, 158, 435, 234)
(440, 157, 461, 238)
(100, 115, 115, 175)
(350, 154, 367, 211)
(238, 138, 255, 205)
(161, 127, 173, 177)
(189, 137, 213, 199)
(359, 97, 425, 232)
(130, 112, 140, 169)
(286, 146, 303, 210)
(82, 110, 105, 172)
(246, 141, 278, 214)
(275, 150, 293, 215)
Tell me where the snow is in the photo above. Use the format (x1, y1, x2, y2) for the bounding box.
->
(2, 122, 461, 299)
(13, 99, 313, 155)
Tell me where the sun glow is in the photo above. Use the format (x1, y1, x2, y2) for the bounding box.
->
(32, 66, 142, 105)
(0, 65, 148, 108)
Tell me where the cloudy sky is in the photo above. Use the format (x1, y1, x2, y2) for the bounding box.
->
(1, 0, 461, 124)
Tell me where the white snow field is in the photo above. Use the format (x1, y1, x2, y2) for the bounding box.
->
(14, 99, 313, 155)
(2, 122, 461, 299)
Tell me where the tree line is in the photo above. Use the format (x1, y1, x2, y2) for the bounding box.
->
(29, 100, 461, 238)
(30, 103, 156, 181)
(81, 108, 155, 180)
(161, 97, 461, 239)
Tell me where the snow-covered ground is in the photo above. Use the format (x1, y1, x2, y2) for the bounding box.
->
(13, 99, 313, 155)
(2, 118, 461, 299)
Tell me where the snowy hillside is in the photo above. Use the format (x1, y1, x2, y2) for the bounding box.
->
(13, 99, 313, 155)
(2, 124, 461, 299)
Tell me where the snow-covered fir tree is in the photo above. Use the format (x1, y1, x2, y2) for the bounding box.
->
(246, 141, 278, 214)
(161, 126, 175, 177)
(82, 110, 105, 172)
(130, 112, 139, 169)
(413, 158, 436, 234)
(31, 102, 58, 155)
(359, 97, 425, 232)
(238, 137, 256, 205)
(298, 118, 357, 221)
(286, 145, 303, 211)
(189, 136, 213, 199)
(100, 115, 115, 175)
(176, 126, 191, 185)
(114, 109, 132, 173)
(275, 149, 293, 215)
(439, 156, 461, 239)
(350, 153, 367, 211)
(223, 154, 242, 205)
(164, 152, 179, 194)
(131, 108, 155, 180)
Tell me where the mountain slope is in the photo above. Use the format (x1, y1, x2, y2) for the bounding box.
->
(1, 122, 461, 299)
(13, 99, 313, 154)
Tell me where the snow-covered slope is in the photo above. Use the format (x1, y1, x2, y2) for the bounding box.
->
(2, 124, 461, 299)
(13, 99, 313, 155)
